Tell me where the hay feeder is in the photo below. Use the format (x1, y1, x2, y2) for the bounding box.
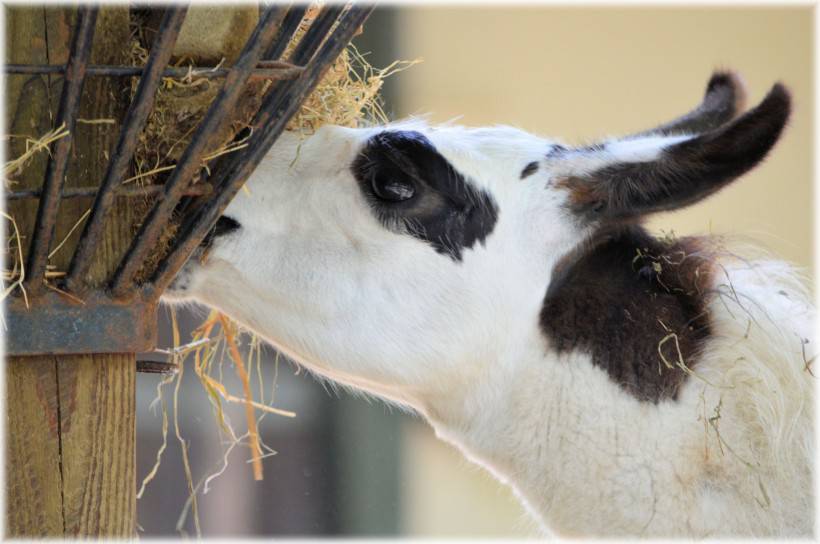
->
(3, 4, 372, 537)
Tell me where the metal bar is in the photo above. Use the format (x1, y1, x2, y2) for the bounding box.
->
(6, 183, 212, 201)
(159, 5, 342, 222)
(5, 292, 156, 356)
(23, 7, 98, 296)
(289, 5, 347, 65)
(110, 6, 287, 297)
(4, 61, 303, 80)
(65, 6, 188, 294)
(148, 6, 374, 299)
(136, 360, 178, 375)
(157, 4, 327, 224)
(264, 5, 309, 60)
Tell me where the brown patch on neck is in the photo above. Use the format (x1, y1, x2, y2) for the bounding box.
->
(555, 176, 603, 208)
(540, 225, 714, 402)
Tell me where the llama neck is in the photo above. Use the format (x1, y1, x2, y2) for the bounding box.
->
(423, 343, 695, 537)
(418, 227, 715, 535)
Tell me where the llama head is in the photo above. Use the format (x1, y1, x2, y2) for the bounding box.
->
(164, 72, 790, 410)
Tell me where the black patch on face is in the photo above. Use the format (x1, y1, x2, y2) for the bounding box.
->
(351, 130, 499, 261)
(540, 225, 713, 402)
(520, 161, 539, 179)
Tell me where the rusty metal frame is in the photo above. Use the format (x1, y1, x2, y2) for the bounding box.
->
(4, 3, 374, 356)
(5, 292, 157, 355)
(4, 60, 303, 81)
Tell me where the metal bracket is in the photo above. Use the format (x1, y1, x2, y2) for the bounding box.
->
(6, 292, 157, 356)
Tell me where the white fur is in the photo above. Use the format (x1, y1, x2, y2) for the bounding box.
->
(165, 123, 815, 537)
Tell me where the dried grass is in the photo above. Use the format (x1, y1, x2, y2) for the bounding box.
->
(1, 130, 90, 310)
(1, 211, 28, 313)
(2, 124, 69, 187)
(220, 313, 264, 480)
(48, 208, 91, 260)
(1, 198, 92, 311)
(288, 43, 419, 132)
(152, 308, 296, 534)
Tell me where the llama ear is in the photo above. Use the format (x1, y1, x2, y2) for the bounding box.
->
(559, 79, 790, 220)
(629, 70, 747, 138)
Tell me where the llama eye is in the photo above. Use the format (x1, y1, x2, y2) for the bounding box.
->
(371, 174, 415, 202)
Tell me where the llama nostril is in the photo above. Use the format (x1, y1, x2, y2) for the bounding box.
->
(212, 215, 241, 237)
(200, 215, 242, 250)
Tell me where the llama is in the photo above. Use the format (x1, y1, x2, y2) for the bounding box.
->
(165, 72, 815, 537)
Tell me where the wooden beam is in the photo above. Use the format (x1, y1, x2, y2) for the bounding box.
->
(57, 354, 135, 536)
(5, 357, 65, 535)
(5, 6, 136, 537)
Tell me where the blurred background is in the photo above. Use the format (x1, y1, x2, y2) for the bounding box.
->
(135, 5, 813, 537)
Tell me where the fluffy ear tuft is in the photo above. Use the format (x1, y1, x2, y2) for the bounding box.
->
(561, 80, 790, 221)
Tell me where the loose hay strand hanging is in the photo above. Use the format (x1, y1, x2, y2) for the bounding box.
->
(170, 308, 202, 538)
(136, 371, 175, 500)
(220, 313, 264, 481)
(1, 211, 28, 311)
(47, 208, 91, 260)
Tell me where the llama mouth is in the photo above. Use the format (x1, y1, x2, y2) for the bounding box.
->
(164, 215, 242, 299)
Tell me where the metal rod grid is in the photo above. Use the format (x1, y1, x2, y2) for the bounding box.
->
(5, 3, 373, 355)
(23, 6, 99, 296)
(4, 60, 303, 80)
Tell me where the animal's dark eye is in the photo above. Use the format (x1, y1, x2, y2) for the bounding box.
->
(370, 173, 415, 202)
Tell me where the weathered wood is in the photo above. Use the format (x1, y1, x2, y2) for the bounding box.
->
(4, 8, 62, 535)
(58, 354, 136, 536)
(5, 6, 136, 537)
(5, 357, 65, 536)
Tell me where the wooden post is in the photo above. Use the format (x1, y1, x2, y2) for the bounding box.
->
(5, 6, 136, 537)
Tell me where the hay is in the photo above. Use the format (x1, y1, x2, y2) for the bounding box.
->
(136, 371, 174, 500)
(220, 313, 264, 481)
(2, 124, 70, 187)
(169, 308, 201, 538)
(156, 308, 295, 534)
(76, 118, 117, 125)
(1, 126, 82, 310)
(48, 208, 91, 260)
(1, 211, 28, 313)
(1, 193, 91, 308)
(287, 43, 419, 132)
